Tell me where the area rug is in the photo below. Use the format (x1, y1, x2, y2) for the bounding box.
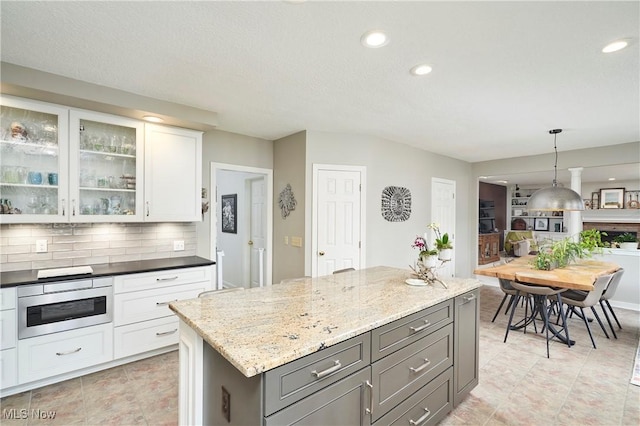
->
(631, 339, 640, 386)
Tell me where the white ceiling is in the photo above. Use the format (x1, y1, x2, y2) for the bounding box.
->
(1, 1, 638, 163)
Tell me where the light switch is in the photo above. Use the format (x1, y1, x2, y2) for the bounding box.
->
(35, 239, 48, 253)
(291, 236, 303, 248)
(284, 236, 289, 245)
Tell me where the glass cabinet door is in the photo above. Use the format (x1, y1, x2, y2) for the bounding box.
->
(69, 110, 144, 222)
(0, 96, 69, 223)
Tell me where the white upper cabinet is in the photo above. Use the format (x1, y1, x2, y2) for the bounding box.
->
(0, 96, 70, 224)
(69, 110, 144, 222)
(144, 124, 202, 222)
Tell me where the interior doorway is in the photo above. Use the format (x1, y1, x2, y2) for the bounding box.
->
(210, 163, 273, 289)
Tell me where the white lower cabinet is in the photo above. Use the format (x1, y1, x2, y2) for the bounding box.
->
(1, 348, 18, 388)
(114, 316, 179, 359)
(113, 266, 212, 359)
(18, 323, 113, 383)
(0, 288, 17, 388)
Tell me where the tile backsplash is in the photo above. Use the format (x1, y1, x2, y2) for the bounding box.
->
(0, 223, 197, 272)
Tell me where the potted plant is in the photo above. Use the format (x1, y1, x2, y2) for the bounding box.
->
(613, 232, 638, 250)
(411, 236, 439, 267)
(532, 229, 606, 270)
(429, 223, 453, 261)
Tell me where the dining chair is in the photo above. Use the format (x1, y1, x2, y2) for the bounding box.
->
(558, 273, 614, 349)
(491, 278, 518, 322)
(505, 281, 571, 358)
(198, 287, 245, 298)
(599, 268, 624, 338)
(333, 267, 356, 274)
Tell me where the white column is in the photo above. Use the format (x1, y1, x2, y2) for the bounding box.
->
(568, 167, 584, 240)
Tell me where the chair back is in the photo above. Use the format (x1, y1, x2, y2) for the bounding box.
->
(602, 268, 624, 301)
(579, 273, 614, 307)
(498, 278, 517, 295)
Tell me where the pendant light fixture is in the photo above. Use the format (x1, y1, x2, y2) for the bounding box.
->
(527, 129, 585, 211)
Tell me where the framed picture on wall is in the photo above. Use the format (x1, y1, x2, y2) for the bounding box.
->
(221, 194, 237, 234)
(534, 217, 549, 231)
(599, 188, 625, 209)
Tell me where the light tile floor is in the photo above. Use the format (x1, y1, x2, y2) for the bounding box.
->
(1, 285, 639, 425)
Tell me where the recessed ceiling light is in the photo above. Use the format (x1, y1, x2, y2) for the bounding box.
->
(143, 115, 164, 123)
(361, 30, 389, 48)
(608, 177, 616, 181)
(410, 64, 433, 76)
(602, 39, 629, 53)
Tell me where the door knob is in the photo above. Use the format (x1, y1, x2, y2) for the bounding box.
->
(319, 251, 325, 256)
(248, 240, 254, 245)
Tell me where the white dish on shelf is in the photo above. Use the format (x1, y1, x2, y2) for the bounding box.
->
(405, 278, 428, 286)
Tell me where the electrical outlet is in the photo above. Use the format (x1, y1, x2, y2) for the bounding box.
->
(35, 239, 48, 253)
(221, 386, 231, 422)
(173, 240, 185, 251)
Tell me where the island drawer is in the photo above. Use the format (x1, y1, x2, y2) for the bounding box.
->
(373, 367, 453, 426)
(113, 266, 212, 293)
(264, 332, 371, 416)
(371, 323, 453, 421)
(371, 299, 452, 362)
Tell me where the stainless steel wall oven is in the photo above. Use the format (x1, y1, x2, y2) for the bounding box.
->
(18, 277, 113, 339)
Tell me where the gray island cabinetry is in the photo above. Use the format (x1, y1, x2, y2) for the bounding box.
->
(170, 266, 481, 426)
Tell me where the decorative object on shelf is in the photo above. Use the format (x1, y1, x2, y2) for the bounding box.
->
(613, 232, 638, 250)
(511, 218, 527, 230)
(534, 217, 549, 231)
(381, 186, 411, 222)
(599, 187, 625, 209)
(591, 192, 600, 209)
(278, 183, 297, 218)
(221, 194, 237, 234)
(583, 199, 591, 209)
(527, 129, 585, 211)
(626, 191, 639, 209)
(10, 121, 27, 140)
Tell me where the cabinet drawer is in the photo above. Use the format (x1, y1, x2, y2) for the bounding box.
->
(18, 323, 113, 383)
(265, 367, 371, 426)
(0, 288, 16, 310)
(373, 367, 453, 426)
(371, 299, 452, 362)
(371, 323, 453, 421)
(114, 266, 212, 293)
(114, 282, 205, 326)
(114, 316, 179, 359)
(1, 348, 18, 388)
(264, 333, 371, 416)
(0, 309, 16, 350)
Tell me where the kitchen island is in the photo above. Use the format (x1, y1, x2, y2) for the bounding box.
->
(169, 266, 482, 425)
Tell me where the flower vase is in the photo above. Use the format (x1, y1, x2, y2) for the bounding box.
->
(438, 248, 452, 261)
(422, 255, 438, 268)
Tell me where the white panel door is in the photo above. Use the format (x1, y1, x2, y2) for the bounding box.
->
(316, 170, 361, 276)
(431, 178, 456, 279)
(249, 177, 266, 287)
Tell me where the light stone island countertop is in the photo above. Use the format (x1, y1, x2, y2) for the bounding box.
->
(169, 266, 483, 378)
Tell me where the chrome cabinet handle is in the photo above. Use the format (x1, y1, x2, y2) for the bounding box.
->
(409, 408, 431, 425)
(56, 347, 82, 356)
(156, 299, 178, 306)
(156, 329, 178, 336)
(365, 380, 374, 415)
(409, 358, 431, 373)
(311, 360, 341, 379)
(409, 320, 431, 333)
(156, 276, 178, 282)
(462, 294, 476, 304)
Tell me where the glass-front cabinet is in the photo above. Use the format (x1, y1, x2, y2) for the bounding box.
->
(69, 110, 144, 222)
(0, 96, 69, 223)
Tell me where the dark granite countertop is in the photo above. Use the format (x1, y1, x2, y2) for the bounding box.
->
(0, 256, 215, 288)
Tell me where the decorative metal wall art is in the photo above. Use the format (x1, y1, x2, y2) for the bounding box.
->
(278, 183, 297, 218)
(381, 186, 411, 222)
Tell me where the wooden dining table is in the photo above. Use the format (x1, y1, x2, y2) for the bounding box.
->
(473, 255, 620, 291)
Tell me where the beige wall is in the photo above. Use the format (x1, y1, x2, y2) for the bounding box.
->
(273, 131, 306, 283)
(305, 131, 474, 278)
(196, 129, 273, 261)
